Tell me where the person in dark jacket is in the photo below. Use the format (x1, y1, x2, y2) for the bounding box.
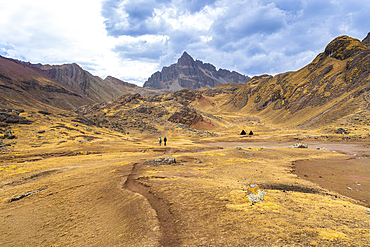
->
(163, 136, 167, 146)
(159, 137, 162, 146)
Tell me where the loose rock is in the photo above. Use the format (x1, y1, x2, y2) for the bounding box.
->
(144, 156, 177, 166)
(244, 184, 266, 203)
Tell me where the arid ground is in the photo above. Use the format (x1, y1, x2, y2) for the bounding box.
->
(1, 111, 370, 246)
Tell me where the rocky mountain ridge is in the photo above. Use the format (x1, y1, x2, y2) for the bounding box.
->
(0, 55, 91, 110)
(31, 63, 137, 103)
(0, 56, 145, 110)
(143, 52, 250, 90)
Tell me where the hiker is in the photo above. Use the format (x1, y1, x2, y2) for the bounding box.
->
(159, 137, 162, 146)
(164, 136, 167, 146)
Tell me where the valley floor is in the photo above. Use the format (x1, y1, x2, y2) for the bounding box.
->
(1, 113, 370, 246)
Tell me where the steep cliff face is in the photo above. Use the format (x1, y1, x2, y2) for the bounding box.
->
(0, 56, 91, 110)
(33, 63, 129, 103)
(143, 52, 250, 90)
(224, 35, 370, 127)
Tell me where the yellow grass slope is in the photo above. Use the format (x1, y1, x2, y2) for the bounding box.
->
(222, 36, 370, 130)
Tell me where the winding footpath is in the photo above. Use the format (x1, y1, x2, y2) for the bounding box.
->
(123, 163, 180, 246)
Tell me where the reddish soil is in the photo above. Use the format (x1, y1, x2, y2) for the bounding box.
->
(293, 142, 370, 207)
(205, 141, 370, 207)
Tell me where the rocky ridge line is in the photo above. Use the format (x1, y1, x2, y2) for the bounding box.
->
(143, 52, 250, 90)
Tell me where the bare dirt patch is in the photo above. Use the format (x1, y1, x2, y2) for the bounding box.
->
(293, 157, 370, 207)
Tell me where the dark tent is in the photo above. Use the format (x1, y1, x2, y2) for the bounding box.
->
(335, 128, 348, 134)
(240, 130, 247, 135)
(249, 130, 254, 135)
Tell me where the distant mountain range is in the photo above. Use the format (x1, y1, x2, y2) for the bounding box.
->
(1, 32, 369, 130)
(31, 62, 138, 103)
(143, 51, 250, 90)
(0, 51, 252, 110)
(0, 57, 139, 110)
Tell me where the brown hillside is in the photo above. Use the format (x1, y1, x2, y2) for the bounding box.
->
(223, 35, 370, 129)
(0, 56, 91, 111)
(33, 63, 131, 103)
(0, 57, 160, 111)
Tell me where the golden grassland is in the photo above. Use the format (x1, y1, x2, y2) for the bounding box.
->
(1, 108, 370, 246)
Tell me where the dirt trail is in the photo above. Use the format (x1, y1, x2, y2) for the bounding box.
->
(123, 163, 180, 246)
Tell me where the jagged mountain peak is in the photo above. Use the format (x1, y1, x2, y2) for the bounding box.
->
(177, 51, 194, 66)
(143, 52, 250, 90)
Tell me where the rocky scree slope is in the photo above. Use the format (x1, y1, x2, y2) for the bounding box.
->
(73, 88, 232, 134)
(143, 52, 250, 90)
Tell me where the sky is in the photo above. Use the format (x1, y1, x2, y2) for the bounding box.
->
(0, 0, 369, 86)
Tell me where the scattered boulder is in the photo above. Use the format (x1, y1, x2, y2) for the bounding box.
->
(290, 142, 308, 148)
(143, 156, 177, 166)
(240, 130, 247, 135)
(244, 184, 266, 203)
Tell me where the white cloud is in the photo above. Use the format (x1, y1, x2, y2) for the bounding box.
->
(1, 0, 370, 86)
(0, 0, 153, 85)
